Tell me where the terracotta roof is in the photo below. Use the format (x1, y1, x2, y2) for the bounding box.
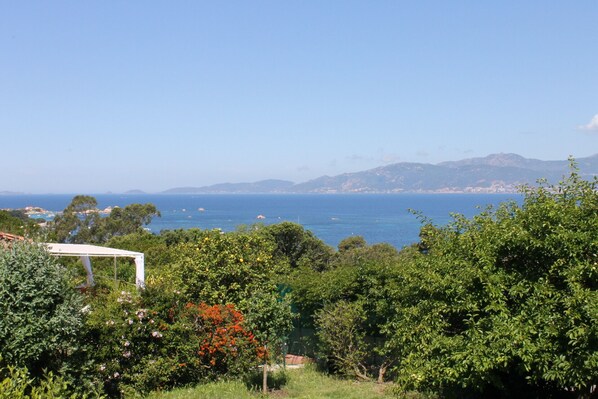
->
(285, 354, 312, 365)
(0, 231, 26, 242)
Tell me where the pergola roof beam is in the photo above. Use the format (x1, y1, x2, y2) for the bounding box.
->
(44, 243, 145, 288)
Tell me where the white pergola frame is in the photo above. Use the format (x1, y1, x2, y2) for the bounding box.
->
(44, 243, 145, 288)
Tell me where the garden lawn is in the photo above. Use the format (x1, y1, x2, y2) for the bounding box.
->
(145, 367, 395, 399)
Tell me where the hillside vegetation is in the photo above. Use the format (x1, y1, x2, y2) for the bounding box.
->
(0, 163, 596, 398)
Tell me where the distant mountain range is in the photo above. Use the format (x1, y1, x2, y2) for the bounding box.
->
(0, 191, 25, 195)
(163, 153, 598, 194)
(163, 179, 295, 194)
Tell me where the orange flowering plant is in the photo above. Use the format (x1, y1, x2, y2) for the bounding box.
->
(184, 302, 264, 378)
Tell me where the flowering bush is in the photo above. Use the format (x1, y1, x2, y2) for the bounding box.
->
(184, 303, 264, 378)
(79, 229, 294, 397)
(85, 287, 265, 397)
(85, 288, 188, 396)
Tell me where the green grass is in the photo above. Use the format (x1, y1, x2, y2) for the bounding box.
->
(145, 367, 396, 399)
(280, 367, 394, 399)
(145, 379, 253, 399)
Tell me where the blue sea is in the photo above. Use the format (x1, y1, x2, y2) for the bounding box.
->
(0, 194, 522, 249)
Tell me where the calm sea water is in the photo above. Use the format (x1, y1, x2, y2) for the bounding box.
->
(0, 194, 522, 249)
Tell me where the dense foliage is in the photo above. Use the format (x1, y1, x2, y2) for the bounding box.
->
(84, 289, 266, 396)
(0, 209, 40, 237)
(186, 302, 264, 377)
(167, 229, 279, 306)
(288, 240, 402, 382)
(383, 168, 598, 397)
(258, 221, 334, 271)
(284, 166, 598, 398)
(3, 167, 597, 398)
(0, 243, 85, 376)
(0, 360, 103, 399)
(50, 195, 160, 244)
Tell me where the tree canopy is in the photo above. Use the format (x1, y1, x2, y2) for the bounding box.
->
(3, 166, 597, 398)
(384, 165, 598, 397)
(0, 209, 41, 237)
(50, 195, 160, 244)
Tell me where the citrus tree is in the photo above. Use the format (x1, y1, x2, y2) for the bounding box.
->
(166, 230, 280, 307)
(386, 164, 598, 398)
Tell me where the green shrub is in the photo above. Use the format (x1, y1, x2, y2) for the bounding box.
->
(385, 166, 598, 397)
(170, 230, 280, 307)
(0, 242, 85, 375)
(0, 359, 103, 399)
(85, 288, 189, 396)
(0, 210, 40, 237)
(315, 300, 369, 380)
(85, 286, 266, 397)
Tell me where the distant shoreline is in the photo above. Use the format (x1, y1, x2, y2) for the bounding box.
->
(1, 190, 524, 196)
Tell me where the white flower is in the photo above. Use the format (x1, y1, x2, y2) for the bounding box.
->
(105, 320, 115, 326)
(113, 372, 120, 379)
(100, 364, 106, 371)
(136, 309, 146, 320)
(151, 331, 163, 339)
(123, 351, 131, 358)
(124, 341, 130, 347)
(128, 319, 134, 325)
(81, 305, 91, 314)
(117, 291, 133, 304)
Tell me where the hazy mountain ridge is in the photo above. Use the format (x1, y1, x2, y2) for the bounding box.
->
(162, 179, 294, 194)
(0, 191, 26, 195)
(162, 154, 598, 194)
(438, 153, 591, 172)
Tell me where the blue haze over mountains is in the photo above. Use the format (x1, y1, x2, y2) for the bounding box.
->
(163, 153, 598, 194)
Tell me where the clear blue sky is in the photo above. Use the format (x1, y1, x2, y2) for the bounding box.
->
(1, 1, 597, 193)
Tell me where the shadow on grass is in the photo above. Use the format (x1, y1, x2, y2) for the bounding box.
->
(244, 369, 289, 392)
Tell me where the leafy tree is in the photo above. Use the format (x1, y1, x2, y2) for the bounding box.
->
(338, 235, 367, 252)
(0, 210, 40, 237)
(96, 204, 160, 243)
(260, 222, 334, 271)
(315, 300, 369, 380)
(0, 243, 85, 376)
(289, 241, 400, 322)
(288, 239, 402, 381)
(166, 230, 280, 308)
(244, 291, 295, 393)
(50, 195, 100, 243)
(49, 196, 160, 244)
(160, 228, 205, 246)
(385, 165, 598, 398)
